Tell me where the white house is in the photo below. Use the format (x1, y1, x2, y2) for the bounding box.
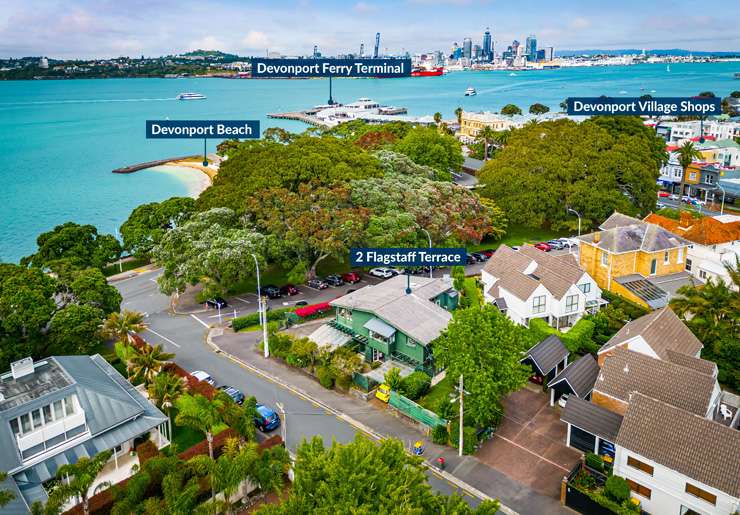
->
(481, 245, 603, 331)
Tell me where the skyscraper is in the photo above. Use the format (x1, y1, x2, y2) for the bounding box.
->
(373, 33, 381, 58)
(482, 27, 492, 62)
(463, 37, 472, 59)
(360, 43, 364, 57)
(525, 35, 537, 61)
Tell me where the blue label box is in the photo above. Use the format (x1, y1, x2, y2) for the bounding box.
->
(146, 120, 260, 139)
(350, 248, 466, 267)
(567, 97, 721, 116)
(251, 58, 411, 78)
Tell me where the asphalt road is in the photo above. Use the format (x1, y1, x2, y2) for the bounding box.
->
(115, 270, 480, 505)
(657, 197, 723, 216)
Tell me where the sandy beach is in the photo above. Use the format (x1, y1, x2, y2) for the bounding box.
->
(145, 164, 212, 198)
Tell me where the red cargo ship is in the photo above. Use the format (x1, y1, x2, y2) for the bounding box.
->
(411, 66, 444, 77)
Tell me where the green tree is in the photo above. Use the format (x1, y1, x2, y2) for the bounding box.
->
(528, 103, 550, 115)
(65, 268, 122, 315)
(676, 141, 702, 211)
(384, 367, 403, 390)
(433, 304, 533, 427)
(129, 343, 175, 385)
(21, 222, 121, 272)
(500, 104, 522, 116)
(48, 304, 105, 355)
(393, 126, 463, 177)
(0, 471, 15, 508)
(373, 150, 440, 180)
(101, 310, 146, 344)
(147, 372, 186, 441)
(256, 435, 499, 514)
(175, 394, 226, 459)
(46, 450, 113, 515)
(433, 112, 443, 125)
(454, 106, 464, 125)
(262, 127, 296, 143)
(120, 197, 196, 258)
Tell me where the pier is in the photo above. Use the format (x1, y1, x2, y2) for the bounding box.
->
(112, 156, 198, 174)
(267, 112, 328, 127)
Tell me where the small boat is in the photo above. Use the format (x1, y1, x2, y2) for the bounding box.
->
(464, 87, 477, 96)
(666, 65, 671, 72)
(509, 72, 517, 76)
(176, 92, 206, 100)
(735, 72, 740, 79)
(619, 90, 628, 94)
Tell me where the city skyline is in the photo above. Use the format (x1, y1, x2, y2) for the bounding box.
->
(2, 0, 740, 59)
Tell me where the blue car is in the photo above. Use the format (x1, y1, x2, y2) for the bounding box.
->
(254, 404, 281, 432)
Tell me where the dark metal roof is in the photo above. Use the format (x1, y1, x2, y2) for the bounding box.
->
(561, 396, 623, 443)
(615, 275, 668, 309)
(548, 354, 600, 398)
(521, 335, 569, 376)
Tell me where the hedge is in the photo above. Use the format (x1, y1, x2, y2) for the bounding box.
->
(431, 424, 449, 445)
(529, 317, 597, 355)
(317, 366, 334, 389)
(135, 440, 160, 465)
(232, 307, 293, 331)
(400, 371, 432, 400)
(449, 424, 477, 455)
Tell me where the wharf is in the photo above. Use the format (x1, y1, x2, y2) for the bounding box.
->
(112, 156, 197, 174)
(266, 112, 327, 127)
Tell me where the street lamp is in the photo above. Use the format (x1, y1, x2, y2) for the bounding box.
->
(567, 208, 582, 237)
(716, 184, 726, 216)
(420, 228, 433, 278)
(251, 253, 269, 358)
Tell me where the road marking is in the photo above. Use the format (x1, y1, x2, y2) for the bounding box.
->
(190, 314, 210, 328)
(144, 328, 181, 348)
(234, 297, 251, 304)
(492, 433, 569, 473)
(149, 278, 158, 284)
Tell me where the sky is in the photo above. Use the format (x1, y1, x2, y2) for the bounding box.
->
(1, 0, 739, 59)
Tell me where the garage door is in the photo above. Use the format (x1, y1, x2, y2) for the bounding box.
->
(570, 426, 596, 453)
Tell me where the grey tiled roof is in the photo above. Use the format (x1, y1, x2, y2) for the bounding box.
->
(598, 307, 703, 360)
(594, 347, 715, 417)
(561, 395, 623, 443)
(521, 335, 569, 376)
(616, 393, 740, 497)
(548, 354, 600, 398)
(582, 212, 690, 254)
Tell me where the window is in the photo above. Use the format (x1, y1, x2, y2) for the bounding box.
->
(9, 418, 20, 436)
(705, 175, 714, 184)
(627, 456, 654, 476)
(689, 172, 697, 181)
(685, 483, 716, 506)
(53, 400, 64, 420)
(664, 251, 670, 264)
(650, 259, 657, 275)
(532, 295, 546, 314)
(64, 396, 76, 416)
(43, 405, 52, 424)
(677, 247, 683, 264)
(338, 308, 352, 322)
(685, 258, 692, 271)
(407, 338, 418, 348)
(31, 409, 42, 429)
(626, 478, 652, 499)
(565, 295, 579, 313)
(578, 283, 591, 294)
(699, 270, 708, 280)
(601, 252, 608, 267)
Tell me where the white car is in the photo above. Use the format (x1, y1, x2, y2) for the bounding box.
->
(558, 394, 570, 408)
(669, 194, 679, 201)
(369, 267, 394, 279)
(191, 370, 215, 386)
(559, 238, 580, 248)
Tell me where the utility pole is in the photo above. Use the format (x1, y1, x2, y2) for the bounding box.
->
(459, 374, 464, 457)
(251, 253, 269, 358)
(421, 228, 433, 278)
(276, 402, 286, 444)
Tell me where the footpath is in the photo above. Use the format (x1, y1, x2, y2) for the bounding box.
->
(208, 328, 573, 515)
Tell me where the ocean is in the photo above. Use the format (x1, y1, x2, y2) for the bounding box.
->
(0, 61, 738, 262)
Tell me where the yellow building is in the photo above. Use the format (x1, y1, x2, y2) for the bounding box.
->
(578, 213, 694, 309)
(457, 111, 517, 142)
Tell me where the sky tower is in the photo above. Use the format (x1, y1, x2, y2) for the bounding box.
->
(373, 32, 380, 58)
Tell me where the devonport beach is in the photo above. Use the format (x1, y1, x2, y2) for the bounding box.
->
(0, 61, 738, 262)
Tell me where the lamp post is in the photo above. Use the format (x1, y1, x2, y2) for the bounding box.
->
(421, 228, 433, 278)
(567, 208, 582, 237)
(251, 253, 269, 358)
(716, 184, 726, 215)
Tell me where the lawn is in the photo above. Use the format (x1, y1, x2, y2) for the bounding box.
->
(103, 257, 149, 277)
(168, 411, 229, 453)
(418, 374, 453, 414)
(467, 223, 567, 253)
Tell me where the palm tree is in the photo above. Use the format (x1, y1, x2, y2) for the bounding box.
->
(46, 450, 113, 515)
(433, 112, 442, 126)
(101, 310, 146, 344)
(129, 344, 175, 385)
(676, 141, 702, 211)
(148, 372, 186, 441)
(454, 106, 463, 125)
(175, 394, 226, 460)
(478, 126, 497, 161)
(0, 472, 15, 508)
(218, 392, 258, 444)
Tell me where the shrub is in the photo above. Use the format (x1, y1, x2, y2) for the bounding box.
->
(436, 396, 455, 420)
(529, 317, 596, 355)
(317, 366, 334, 389)
(291, 337, 318, 369)
(572, 469, 597, 491)
(585, 452, 605, 472)
(335, 373, 352, 391)
(231, 307, 292, 331)
(400, 371, 431, 400)
(449, 424, 477, 455)
(384, 367, 403, 390)
(268, 332, 294, 359)
(605, 475, 631, 503)
(135, 440, 160, 465)
(431, 424, 449, 445)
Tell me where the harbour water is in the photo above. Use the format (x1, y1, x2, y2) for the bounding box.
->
(0, 62, 738, 262)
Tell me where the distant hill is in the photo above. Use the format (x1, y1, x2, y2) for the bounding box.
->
(178, 49, 241, 59)
(556, 48, 740, 57)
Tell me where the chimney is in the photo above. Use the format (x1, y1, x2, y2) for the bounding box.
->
(679, 211, 692, 228)
(593, 232, 601, 243)
(11, 357, 35, 379)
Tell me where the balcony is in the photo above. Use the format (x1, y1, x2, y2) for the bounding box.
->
(17, 411, 87, 459)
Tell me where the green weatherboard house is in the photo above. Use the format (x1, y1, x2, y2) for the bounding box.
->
(326, 275, 458, 375)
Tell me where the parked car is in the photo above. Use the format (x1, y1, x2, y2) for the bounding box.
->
(280, 284, 299, 296)
(681, 195, 692, 203)
(342, 271, 362, 284)
(658, 191, 670, 198)
(511, 246, 521, 251)
(402, 267, 425, 275)
(547, 240, 565, 250)
(254, 404, 281, 432)
(471, 252, 488, 262)
(262, 285, 282, 299)
(481, 249, 495, 258)
(206, 297, 228, 309)
(558, 238, 578, 248)
(295, 300, 308, 306)
(369, 267, 394, 279)
(191, 370, 215, 386)
(324, 274, 344, 286)
(218, 385, 245, 405)
(691, 198, 706, 206)
(375, 384, 391, 403)
(307, 278, 328, 290)
(558, 394, 570, 408)
(387, 267, 404, 276)
(669, 194, 679, 201)
(465, 253, 476, 264)
(534, 242, 552, 252)
(656, 202, 666, 209)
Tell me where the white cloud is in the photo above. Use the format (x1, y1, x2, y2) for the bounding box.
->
(242, 30, 270, 49)
(188, 35, 225, 52)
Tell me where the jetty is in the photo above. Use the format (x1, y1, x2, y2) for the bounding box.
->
(267, 111, 327, 127)
(112, 155, 197, 174)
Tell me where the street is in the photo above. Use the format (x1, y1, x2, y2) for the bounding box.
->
(115, 269, 481, 505)
(657, 196, 724, 216)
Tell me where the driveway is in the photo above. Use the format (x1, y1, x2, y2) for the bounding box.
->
(477, 386, 581, 498)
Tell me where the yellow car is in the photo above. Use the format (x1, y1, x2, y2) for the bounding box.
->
(375, 384, 391, 403)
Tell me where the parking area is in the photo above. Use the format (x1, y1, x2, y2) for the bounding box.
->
(476, 386, 581, 498)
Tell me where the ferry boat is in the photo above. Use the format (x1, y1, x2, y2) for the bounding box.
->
(176, 92, 206, 100)
(411, 66, 444, 77)
(464, 87, 477, 96)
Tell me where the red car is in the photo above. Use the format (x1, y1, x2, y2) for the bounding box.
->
(534, 242, 552, 252)
(342, 272, 362, 284)
(280, 284, 299, 296)
(481, 249, 495, 258)
(658, 191, 670, 198)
